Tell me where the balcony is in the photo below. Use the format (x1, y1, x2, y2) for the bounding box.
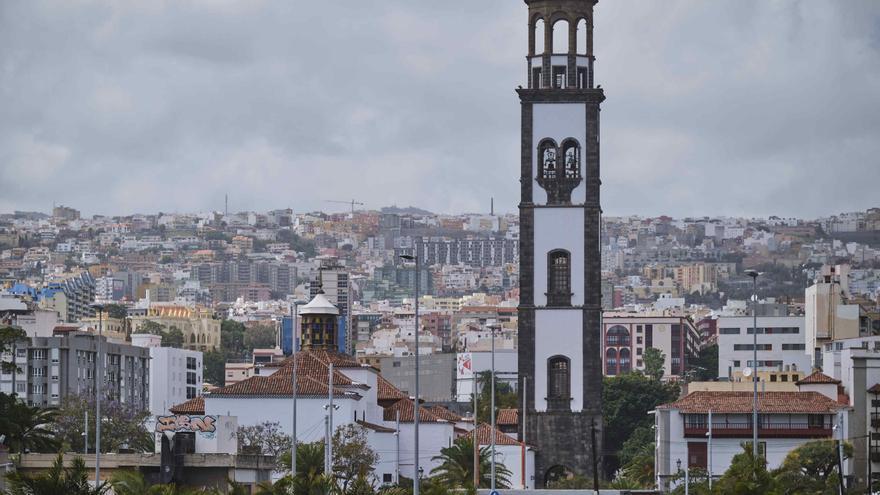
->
(684, 422, 833, 439)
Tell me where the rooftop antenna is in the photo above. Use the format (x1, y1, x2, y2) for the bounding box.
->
(225, 194, 228, 218)
(490, 197, 494, 216)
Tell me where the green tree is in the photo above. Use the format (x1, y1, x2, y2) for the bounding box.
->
(162, 326, 185, 348)
(105, 304, 128, 320)
(4, 453, 108, 495)
(473, 371, 518, 424)
(237, 421, 291, 456)
(55, 393, 153, 453)
(140, 320, 167, 335)
(772, 439, 852, 495)
(618, 425, 654, 467)
(430, 435, 511, 489)
(643, 347, 666, 381)
(244, 325, 277, 352)
(332, 424, 380, 490)
(603, 371, 679, 473)
(713, 444, 776, 495)
(0, 393, 60, 453)
(0, 324, 27, 375)
(221, 320, 247, 360)
(688, 344, 718, 381)
(203, 350, 226, 386)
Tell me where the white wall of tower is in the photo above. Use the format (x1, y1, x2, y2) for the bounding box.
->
(532, 103, 587, 205)
(533, 208, 585, 307)
(534, 309, 584, 412)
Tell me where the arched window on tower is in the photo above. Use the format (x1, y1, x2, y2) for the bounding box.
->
(536, 139, 582, 205)
(534, 18, 545, 55)
(561, 139, 581, 179)
(546, 249, 571, 306)
(547, 355, 571, 410)
(605, 348, 618, 376)
(577, 18, 588, 54)
(539, 139, 558, 180)
(552, 19, 570, 55)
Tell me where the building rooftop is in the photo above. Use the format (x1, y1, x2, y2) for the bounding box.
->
(659, 391, 847, 414)
(795, 371, 841, 385)
(169, 396, 205, 415)
(497, 408, 519, 426)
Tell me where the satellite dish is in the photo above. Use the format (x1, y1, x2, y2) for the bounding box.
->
(742, 367, 753, 377)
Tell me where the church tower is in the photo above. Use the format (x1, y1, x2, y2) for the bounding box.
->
(517, 0, 604, 486)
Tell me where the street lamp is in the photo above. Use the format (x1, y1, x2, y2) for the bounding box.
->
(90, 303, 104, 484)
(745, 270, 760, 459)
(290, 298, 307, 478)
(400, 254, 420, 495)
(488, 323, 500, 491)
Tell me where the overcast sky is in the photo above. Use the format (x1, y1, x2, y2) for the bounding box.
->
(1, 1, 879, 219)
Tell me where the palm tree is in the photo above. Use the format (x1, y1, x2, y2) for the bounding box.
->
(277, 441, 325, 477)
(2, 401, 60, 453)
(110, 470, 153, 495)
(430, 436, 511, 489)
(4, 453, 107, 495)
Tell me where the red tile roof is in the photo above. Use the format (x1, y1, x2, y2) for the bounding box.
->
(460, 423, 523, 446)
(429, 406, 463, 422)
(796, 371, 841, 385)
(377, 375, 408, 401)
(169, 396, 205, 415)
(210, 350, 364, 398)
(383, 399, 445, 423)
(497, 408, 518, 426)
(659, 391, 846, 414)
(869, 383, 880, 394)
(356, 420, 396, 433)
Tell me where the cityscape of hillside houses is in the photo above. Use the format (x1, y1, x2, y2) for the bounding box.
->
(1, 204, 880, 490)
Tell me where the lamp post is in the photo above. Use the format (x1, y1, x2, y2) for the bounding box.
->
(290, 298, 306, 478)
(90, 303, 104, 484)
(400, 254, 420, 495)
(707, 409, 713, 490)
(489, 323, 499, 491)
(746, 270, 760, 459)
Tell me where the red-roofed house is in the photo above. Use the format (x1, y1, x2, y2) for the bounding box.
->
(655, 390, 851, 490)
(456, 423, 535, 489)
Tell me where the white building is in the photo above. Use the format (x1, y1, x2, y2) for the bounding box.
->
(654, 387, 850, 491)
(132, 333, 203, 416)
(716, 316, 812, 380)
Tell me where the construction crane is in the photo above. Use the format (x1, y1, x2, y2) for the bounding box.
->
(324, 199, 365, 215)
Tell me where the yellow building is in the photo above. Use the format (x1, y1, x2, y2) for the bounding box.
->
(130, 305, 221, 352)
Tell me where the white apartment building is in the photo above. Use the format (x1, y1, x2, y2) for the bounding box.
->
(654, 386, 850, 491)
(716, 316, 812, 380)
(131, 333, 203, 416)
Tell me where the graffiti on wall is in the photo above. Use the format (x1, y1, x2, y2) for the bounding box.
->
(156, 415, 217, 435)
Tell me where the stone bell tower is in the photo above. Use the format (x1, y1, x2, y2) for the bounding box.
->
(516, 0, 604, 486)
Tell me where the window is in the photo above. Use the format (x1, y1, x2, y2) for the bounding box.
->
(32, 367, 45, 377)
(605, 348, 618, 376)
(547, 250, 572, 306)
(547, 356, 571, 409)
(733, 360, 741, 367)
(186, 357, 197, 370)
(383, 473, 393, 484)
(561, 139, 581, 179)
(186, 387, 197, 399)
(619, 348, 631, 374)
(734, 344, 772, 351)
(606, 325, 631, 347)
(636, 336, 643, 345)
(532, 67, 542, 89)
(719, 328, 740, 335)
(782, 344, 805, 350)
(539, 139, 558, 180)
(31, 350, 46, 360)
(781, 374, 788, 382)
(186, 372, 197, 385)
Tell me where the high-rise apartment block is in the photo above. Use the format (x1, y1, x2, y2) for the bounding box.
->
(0, 330, 150, 410)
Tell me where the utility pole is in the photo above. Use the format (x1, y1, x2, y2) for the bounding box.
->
(837, 412, 845, 495)
(490, 324, 497, 491)
(291, 299, 299, 478)
(707, 409, 713, 491)
(473, 372, 479, 489)
(93, 304, 104, 484)
(746, 270, 760, 459)
(591, 419, 599, 495)
(328, 363, 334, 473)
(395, 410, 400, 485)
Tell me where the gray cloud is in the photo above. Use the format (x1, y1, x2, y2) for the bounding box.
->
(1, 0, 878, 218)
